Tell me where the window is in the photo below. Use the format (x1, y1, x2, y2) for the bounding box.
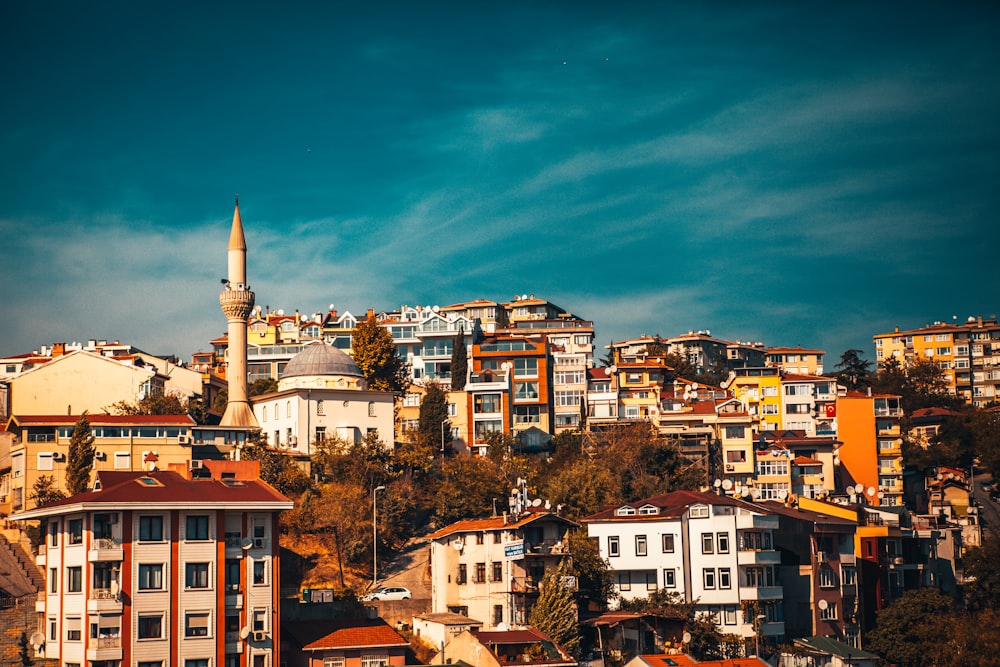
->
(186, 515, 210, 540)
(316, 400, 324, 416)
(514, 382, 539, 401)
(48, 618, 57, 641)
(724, 606, 737, 625)
(492, 562, 503, 582)
(474, 393, 501, 413)
(66, 617, 82, 641)
(555, 390, 583, 406)
(763, 386, 779, 396)
(724, 426, 745, 439)
(842, 566, 857, 586)
(457, 564, 467, 584)
(608, 536, 620, 557)
(138, 564, 164, 590)
(719, 568, 732, 589)
(185, 612, 210, 637)
(702, 533, 714, 554)
(324, 659, 346, 667)
(757, 460, 789, 476)
(49, 568, 58, 593)
(514, 405, 541, 424)
(67, 566, 82, 593)
(662, 534, 675, 553)
(617, 571, 631, 591)
(646, 571, 657, 591)
(137, 614, 162, 639)
(37, 452, 54, 471)
(475, 562, 486, 584)
(186, 563, 210, 589)
(635, 535, 647, 556)
(139, 516, 163, 541)
(820, 602, 838, 620)
(253, 609, 266, 631)
(554, 370, 585, 385)
(493, 604, 503, 626)
(663, 569, 676, 588)
(114, 451, 131, 469)
(703, 569, 716, 589)
(690, 505, 709, 518)
(68, 518, 83, 544)
(48, 521, 59, 546)
(818, 566, 836, 588)
(717, 532, 730, 553)
(253, 560, 266, 585)
(368, 401, 376, 417)
(361, 656, 388, 667)
(762, 404, 779, 415)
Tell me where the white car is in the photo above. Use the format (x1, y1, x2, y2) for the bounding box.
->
(362, 586, 411, 601)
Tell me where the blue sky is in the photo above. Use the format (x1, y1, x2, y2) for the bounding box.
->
(2, 2, 998, 364)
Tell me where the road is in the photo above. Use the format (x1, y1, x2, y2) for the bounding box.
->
(972, 472, 998, 537)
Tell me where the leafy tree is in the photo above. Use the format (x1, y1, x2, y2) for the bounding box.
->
(835, 349, 873, 390)
(248, 377, 278, 396)
(432, 458, 506, 525)
(963, 536, 1000, 611)
(867, 587, 954, 667)
(418, 383, 450, 457)
(65, 412, 96, 495)
(926, 608, 1000, 667)
(529, 561, 580, 657)
(451, 327, 468, 391)
(620, 589, 694, 619)
(685, 614, 727, 660)
(352, 316, 410, 392)
(312, 430, 392, 489)
(567, 529, 616, 609)
(212, 388, 229, 416)
(542, 459, 617, 520)
(600, 341, 615, 368)
(30, 475, 66, 507)
(241, 437, 311, 497)
(107, 391, 188, 415)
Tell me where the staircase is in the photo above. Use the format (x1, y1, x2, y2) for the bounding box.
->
(0, 533, 43, 597)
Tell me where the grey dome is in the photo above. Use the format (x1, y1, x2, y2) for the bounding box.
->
(281, 343, 363, 379)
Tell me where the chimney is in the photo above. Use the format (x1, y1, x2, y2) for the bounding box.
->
(978, 316, 983, 327)
(53, 342, 66, 357)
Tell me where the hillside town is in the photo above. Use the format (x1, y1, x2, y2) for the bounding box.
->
(1, 203, 998, 667)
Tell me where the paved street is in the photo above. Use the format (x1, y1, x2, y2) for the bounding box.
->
(972, 472, 999, 537)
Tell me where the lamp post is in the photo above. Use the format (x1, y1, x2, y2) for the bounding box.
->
(372, 485, 386, 589)
(755, 613, 766, 656)
(441, 418, 450, 463)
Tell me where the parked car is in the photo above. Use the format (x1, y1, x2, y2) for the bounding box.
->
(362, 586, 411, 601)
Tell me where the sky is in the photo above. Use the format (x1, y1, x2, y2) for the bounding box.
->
(2, 2, 999, 364)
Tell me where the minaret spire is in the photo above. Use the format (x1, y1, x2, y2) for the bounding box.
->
(219, 199, 259, 428)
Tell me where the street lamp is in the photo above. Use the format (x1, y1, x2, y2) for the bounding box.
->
(372, 485, 386, 589)
(754, 613, 766, 656)
(441, 418, 450, 462)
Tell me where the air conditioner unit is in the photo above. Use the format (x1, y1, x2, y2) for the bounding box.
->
(178, 434, 191, 445)
(95, 451, 107, 461)
(253, 538, 265, 549)
(252, 631, 267, 642)
(189, 460, 204, 470)
(52, 453, 65, 462)
(725, 464, 735, 471)
(288, 436, 297, 445)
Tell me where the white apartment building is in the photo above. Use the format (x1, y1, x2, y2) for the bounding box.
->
(14, 461, 293, 667)
(583, 490, 785, 643)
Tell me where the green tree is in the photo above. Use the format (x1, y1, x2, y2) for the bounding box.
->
(212, 388, 229, 416)
(867, 587, 954, 667)
(451, 327, 468, 391)
(65, 412, 96, 495)
(542, 459, 617, 520)
(107, 391, 188, 415)
(685, 614, 726, 661)
(418, 382, 450, 457)
(352, 316, 410, 392)
(835, 349, 873, 391)
(567, 529, 616, 609)
(248, 377, 278, 396)
(30, 475, 66, 507)
(241, 437, 312, 498)
(432, 458, 506, 525)
(600, 341, 615, 368)
(528, 561, 580, 657)
(963, 536, 1000, 612)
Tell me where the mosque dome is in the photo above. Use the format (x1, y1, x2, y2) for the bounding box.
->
(279, 342, 366, 390)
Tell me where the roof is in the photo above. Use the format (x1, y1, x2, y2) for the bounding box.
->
(583, 490, 765, 523)
(794, 636, 879, 659)
(296, 618, 408, 651)
(632, 656, 699, 667)
(280, 342, 363, 379)
(7, 414, 196, 428)
(414, 612, 483, 626)
(793, 456, 823, 465)
(428, 511, 578, 540)
(766, 346, 825, 355)
(757, 500, 858, 528)
(12, 469, 292, 519)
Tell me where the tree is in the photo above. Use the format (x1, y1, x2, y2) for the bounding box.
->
(866, 588, 954, 667)
(351, 316, 410, 392)
(241, 437, 311, 498)
(432, 458, 506, 525)
(418, 383, 450, 456)
(542, 459, 617, 520)
(567, 529, 616, 609)
(600, 341, 615, 368)
(30, 475, 66, 507)
(107, 391, 188, 415)
(835, 349, 873, 390)
(65, 412, 96, 495)
(963, 536, 1000, 612)
(248, 377, 278, 396)
(529, 561, 580, 657)
(451, 327, 468, 391)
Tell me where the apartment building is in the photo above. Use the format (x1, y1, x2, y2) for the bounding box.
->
(14, 460, 293, 667)
(427, 508, 577, 630)
(873, 316, 1000, 406)
(382, 305, 477, 388)
(765, 347, 825, 376)
(728, 367, 783, 433)
(583, 490, 785, 644)
(472, 335, 551, 447)
(837, 392, 904, 507)
(5, 413, 198, 512)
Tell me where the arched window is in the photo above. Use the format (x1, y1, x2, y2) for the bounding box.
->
(286, 401, 291, 418)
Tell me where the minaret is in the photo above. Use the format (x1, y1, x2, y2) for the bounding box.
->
(219, 198, 259, 428)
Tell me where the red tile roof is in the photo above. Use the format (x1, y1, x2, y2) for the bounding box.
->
(428, 511, 577, 540)
(8, 414, 195, 426)
(300, 619, 408, 650)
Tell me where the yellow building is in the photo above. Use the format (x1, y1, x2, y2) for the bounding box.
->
(766, 346, 825, 375)
(728, 367, 783, 433)
(873, 316, 1000, 406)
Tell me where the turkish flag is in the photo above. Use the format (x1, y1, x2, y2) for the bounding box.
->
(825, 403, 836, 418)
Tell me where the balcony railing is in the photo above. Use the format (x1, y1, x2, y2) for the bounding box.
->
(94, 636, 121, 649)
(92, 538, 120, 550)
(511, 576, 539, 593)
(91, 588, 119, 600)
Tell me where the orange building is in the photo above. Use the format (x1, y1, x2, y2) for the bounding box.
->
(836, 392, 903, 506)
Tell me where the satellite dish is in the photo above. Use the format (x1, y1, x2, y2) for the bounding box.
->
(531, 498, 543, 507)
(714, 479, 722, 488)
(240, 626, 251, 640)
(817, 599, 829, 610)
(511, 488, 519, 495)
(751, 488, 761, 499)
(722, 479, 733, 491)
(866, 486, 876, 497)
(691, 383, 699, 390)
(682, 632, 692, 644)
(777, 489, 789, 500)
(242, 538, 254, 550)
(29, 632, 45, 647)
(496, 622, 508, 631)
(110, 580, 120, 595)
(854, 483, 864, 494)
(452, 539, 464, 552)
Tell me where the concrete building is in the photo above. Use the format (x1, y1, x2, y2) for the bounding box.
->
(13, 460, 293, 667)
(766, 347, 825, 376)
(836, 392, 904, 507)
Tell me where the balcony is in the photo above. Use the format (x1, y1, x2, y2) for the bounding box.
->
(739, 586, 782, 601)
(840, 552, 856, 566)
(511, 576, 539, 594)
(88, 588, 123, 613)
(761, 621, 785, 636)
(737, 549, 781, 565)
(737, 515, 779, 530)
(35, 544, 45, 567)
(524, 540, 570, 557)
(226, 590, 244, 609)
(87, 635, 122, 661)
(225, 631, 245, 653)
(841, 583, 857, 598)
(88, 538, 123, 562)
